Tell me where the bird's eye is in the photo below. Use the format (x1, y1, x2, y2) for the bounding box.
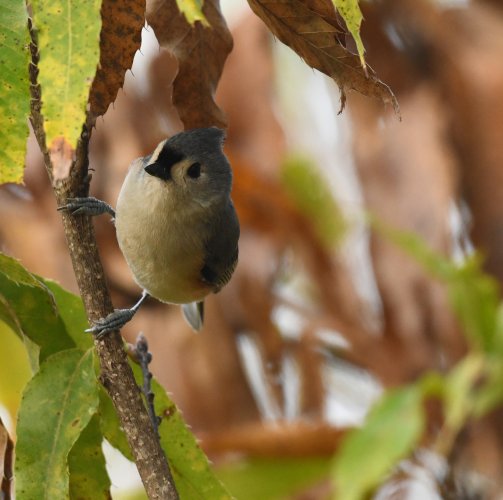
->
(187, 162, 201, 179)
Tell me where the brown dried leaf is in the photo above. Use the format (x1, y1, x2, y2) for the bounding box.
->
(146, 0, 233, 128)
(0, 419, 13, 499)
(89, 0, 145, 120)
(247, 0, 398, 112)
(200, 421, 349, 457)
(304, 0, 342, 30)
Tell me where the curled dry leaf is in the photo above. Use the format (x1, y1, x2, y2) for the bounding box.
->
(88, 0, 146, 122)
(304, 0, 344, 28)
(247, 0, 398, 112)
(146, 0, 233, 129)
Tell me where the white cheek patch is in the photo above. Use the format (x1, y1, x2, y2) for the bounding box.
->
(173, 158, 197, 184)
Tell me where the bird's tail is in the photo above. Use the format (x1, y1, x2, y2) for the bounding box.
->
(182, 301, 204, 331)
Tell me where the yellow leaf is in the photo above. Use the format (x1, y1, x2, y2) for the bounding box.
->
(176, 0, 209, 26)
(332, 0, 366, 71)
(0, 322, 31, 427)
(31, 0, 101, 148)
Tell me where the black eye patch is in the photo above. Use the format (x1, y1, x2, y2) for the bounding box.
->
(144, 145, 185, 181)
(187, 162, 201, 179)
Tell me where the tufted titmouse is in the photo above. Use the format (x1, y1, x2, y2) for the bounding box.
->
(60, 127, 240, 336)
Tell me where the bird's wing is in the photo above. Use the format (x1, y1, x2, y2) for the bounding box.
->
(200, 200, 240, 293)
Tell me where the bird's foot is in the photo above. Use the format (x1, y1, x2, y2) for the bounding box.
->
(86, 308, 137, 339)
(87, 291, 149, 339)
(58, 197, 115, 218)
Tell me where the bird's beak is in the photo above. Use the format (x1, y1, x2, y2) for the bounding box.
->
(144, 161, 171, 180)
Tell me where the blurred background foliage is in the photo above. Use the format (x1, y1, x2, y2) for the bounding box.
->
(3, 0, 503, 497)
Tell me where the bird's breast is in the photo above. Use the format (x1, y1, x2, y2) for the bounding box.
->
(114, 171, 211, 304)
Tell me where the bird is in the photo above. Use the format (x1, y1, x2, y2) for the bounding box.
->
(59, 127, 240, 337)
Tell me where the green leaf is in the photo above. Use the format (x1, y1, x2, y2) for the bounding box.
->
(0, 0, 30, 184)
(371, 220, 452, 278)
(444, 355, 484, 433)
(332, 0, 366, 69)
(15, 348, 99, 499)
(103, 362, 231, 498)
(175, 0, 209, 26)
(0, 252, 76, 362)
(281, 155, 346, 247)
(130, 362, 231, 499)
(495, 304, 503, 351)
(30, 0, 101, 148)
(332, 386, 424, 500)
(216, 457, 331, 500)
(433, 355, 485, 455)
(42, 278, 92, 351)
(374, 223, 501, 351)
(0, 253, 46, 288)
(418, 371, 445, 399)
(446, 257, 500, 351)
(68, 414, 111, 499)
(472, 357, 503, 417)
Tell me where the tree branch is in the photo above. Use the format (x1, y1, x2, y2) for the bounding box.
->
(28, 18, 178, 500)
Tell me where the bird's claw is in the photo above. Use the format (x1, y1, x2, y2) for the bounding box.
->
(58, 197, 115, 218)
(86, 308, 137, 339)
